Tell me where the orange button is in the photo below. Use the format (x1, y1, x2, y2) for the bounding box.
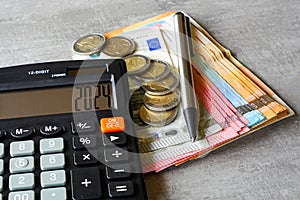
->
(100, 117, 125, 134)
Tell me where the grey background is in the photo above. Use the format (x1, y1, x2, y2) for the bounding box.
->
(0, 0, 299, 199)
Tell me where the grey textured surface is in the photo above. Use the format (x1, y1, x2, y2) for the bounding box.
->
(0, 0, 299, 199)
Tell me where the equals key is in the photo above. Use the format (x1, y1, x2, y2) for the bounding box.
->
(108, 181, 134, 198)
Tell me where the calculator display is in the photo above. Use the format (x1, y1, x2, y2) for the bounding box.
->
(0, 82, 114, 120)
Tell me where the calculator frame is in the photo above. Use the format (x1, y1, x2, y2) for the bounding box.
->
(0, 59, 147, 199)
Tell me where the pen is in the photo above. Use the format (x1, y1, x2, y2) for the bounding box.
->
(174, 12, 199, 142)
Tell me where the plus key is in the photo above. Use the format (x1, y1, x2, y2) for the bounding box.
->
(71, 167, 102, 199)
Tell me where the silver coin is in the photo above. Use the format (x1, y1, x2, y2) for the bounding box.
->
(144, 89, 180, 111)
(142, 72, 179, 95)
(102, 36, 136, 57)
(124, 54, 151, 75)
(73, 33, 106, 56)
(139, 105, 179, 126)
(135, 59, 170, 82)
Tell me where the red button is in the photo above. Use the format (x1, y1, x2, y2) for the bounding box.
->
(100, 117, 125, 133)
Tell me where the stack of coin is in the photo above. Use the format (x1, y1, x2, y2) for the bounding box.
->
(133, 59, 180, 127)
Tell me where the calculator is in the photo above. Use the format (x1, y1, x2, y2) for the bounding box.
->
(0, 60, 148, 199)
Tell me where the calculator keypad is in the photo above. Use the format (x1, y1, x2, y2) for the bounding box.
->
(0, 116, 145, 199)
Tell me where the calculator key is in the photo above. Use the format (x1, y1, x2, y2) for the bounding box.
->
(102, 132, 127, 146)
(0, 193, 2, 200)
(72, 135, 97, 150)
(0, 176, 2, 192)
(41, 187, 67, 200)
(106, 164, 131, 180)
(8, 190, 35, 200)
(10, 140, 34, 157)
(40, 153, 65, 171)
(10, 127, 34, 139)
(73, 150, 98, 166)
(71, 167, 102, 199)
(71, 120, 96, 134)
(40, 170, 66, 188)
(9, 173, 35, 191)
(40, 124, 64, 136)
(0, 160, 4, 175)
(104, 148, 129, 163)
(108, 181, 134, 198)
(40, 138, 64, 154)
(10, 156, 34, 174)
(0, 144, 4, 158)
(100, 117, 125, 133)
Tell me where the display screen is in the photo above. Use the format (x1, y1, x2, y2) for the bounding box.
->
(0, 82, 114, 120)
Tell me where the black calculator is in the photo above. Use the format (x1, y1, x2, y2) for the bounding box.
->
(0, 60, 148, 200)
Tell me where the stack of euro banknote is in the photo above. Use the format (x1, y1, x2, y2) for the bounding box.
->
(73, 11, 294, 173)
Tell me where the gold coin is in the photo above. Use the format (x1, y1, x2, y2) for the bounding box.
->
(73, 33, 106, 55)
(144, 90, 180, 111)
(135, 59, 170, 82)
(142, 72, 179, 95)
(139, 105, 179, 126)
(102, 36, 135, 57)
(124, 54, 151, 75)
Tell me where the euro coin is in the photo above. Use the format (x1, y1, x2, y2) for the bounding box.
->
(139, 105, 179, 126)
(135, 59, 170, 82)
(73, 33, 106, 55)
(124, 54, 151, 75)
(142, 72, 179, 95)
(144, 90, 180, 111)
(102, 36, 136, 57)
